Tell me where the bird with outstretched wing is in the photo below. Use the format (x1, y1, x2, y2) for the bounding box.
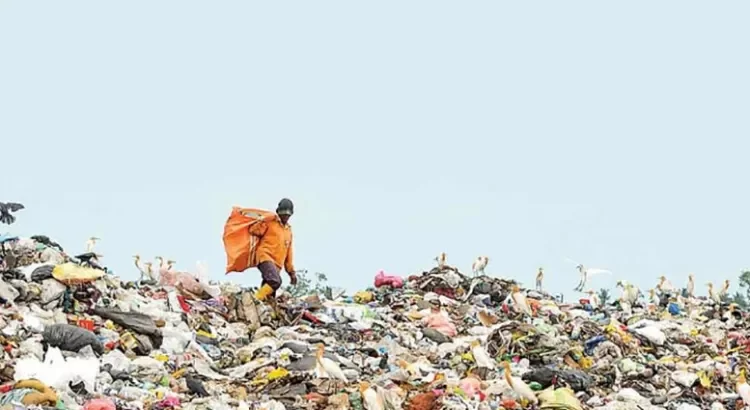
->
(0, 202, 24, 225)
(565, 257, 612, 291)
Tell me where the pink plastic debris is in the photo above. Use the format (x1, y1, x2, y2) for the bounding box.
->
(374, 270, 404, 288)
(83, 398, 116, 410)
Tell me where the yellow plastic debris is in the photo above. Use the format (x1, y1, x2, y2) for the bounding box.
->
(354, 291, 374, 304)
(698, 371, 711, 388)
(538, 387, 583, 410)
(196, 330, 216, 339)
(578, 357, 593, 369)
(52, 263, 105, 284)
(267, 368, 289, 381)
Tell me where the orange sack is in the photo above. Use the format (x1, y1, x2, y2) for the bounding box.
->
(223, 207, 275, 274)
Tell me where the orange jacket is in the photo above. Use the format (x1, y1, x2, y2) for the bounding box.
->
(249, 216, 295, 273)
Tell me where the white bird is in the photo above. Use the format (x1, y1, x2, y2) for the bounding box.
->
(619, 283, 639, 305)
(396, 357, 437, 381)
(314, 344, 347, 381)
(133, 255, 145, 279)
(510, 285, 533, 317)
(687, 273, 695, 298)
(470, 340, 495, 369)
(584, 290, 599, 308)
(155, 256, 168, 271)
(707, 283, 722, 305)
(566, 258, 612, 292)
(657, 275, 674, 293)
(472, 256, 489, 277)
(720, 279, 730, 299)
(535, 267, 544, 291)
(435, 252, 447, 269)
(85, 237, 100, 253)
(737, 369, 750, 407)
(143, 262, 155, 281)
(503, 361, 538, 404)
(359, 382, 384, 410)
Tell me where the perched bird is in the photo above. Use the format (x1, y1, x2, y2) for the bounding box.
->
(314, 344, 347, 381)
(399, 357, 437, 381)
(584, 290, 599, 308)
(185, 374, 210, 397)
(0, 202, 24, 225)
(75, 252, 104, 268)
(510, 285, 533, 317)
(657, 276, 674, 293)
(144, 262, 155, 281)
(721, 280, 731, 299)
(359, 382, 384, 410)
(167, 259, 176, 270)
(156, 256, 167, 270)
(535, 267, 544, 291)
(737, 369, 750, 407)
(472, 256, 489, 277)
(707, 283, 722, 305)
(85, 237, 100, 253)
(470, 340, 495, 369)
(619, 283, 640, 305)
(30, 235, 63, 252)
(133, 255, 145, 278)
(687, 273, 695, 298)
(503, 361, 538, 404)
(435, 252, 447, 269)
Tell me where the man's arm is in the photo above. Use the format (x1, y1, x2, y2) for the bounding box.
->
(284, 237, 295, 274)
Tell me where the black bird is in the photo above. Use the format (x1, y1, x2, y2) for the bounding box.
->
(378, 353, 390, 370)
(30, 235, 64, 252)
(0, 202, 24, 225)
(185, 374, 210, 397)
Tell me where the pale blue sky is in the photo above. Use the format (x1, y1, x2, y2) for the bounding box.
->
(1, 1, 749, 298)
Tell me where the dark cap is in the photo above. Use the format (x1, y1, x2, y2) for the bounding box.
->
(277, 198, 294, 216)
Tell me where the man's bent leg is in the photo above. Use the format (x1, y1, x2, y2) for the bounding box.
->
(256, 261, 282, 301)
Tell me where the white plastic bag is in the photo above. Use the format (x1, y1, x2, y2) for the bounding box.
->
(15, 347, 98, 392)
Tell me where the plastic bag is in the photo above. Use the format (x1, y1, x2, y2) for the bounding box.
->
(0, 279, 19, 302)
(52, 263, 104, 284)
(43, 323, 103, 354)
(15, 347, 98, 392)
(83, 398, 116, 410)
(222, 207, 274, 274)
(538, 387, 582, 410)
(374, 270, 404, 288)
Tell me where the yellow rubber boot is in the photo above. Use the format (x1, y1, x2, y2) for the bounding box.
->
(255, 284, 275, 301)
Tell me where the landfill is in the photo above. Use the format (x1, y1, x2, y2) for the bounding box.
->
(1, 225, 750, 409)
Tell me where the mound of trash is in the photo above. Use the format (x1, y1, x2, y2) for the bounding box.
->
(0, 233, 746, 410)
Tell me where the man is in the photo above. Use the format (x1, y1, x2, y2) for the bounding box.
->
(251, 198, 298, 301)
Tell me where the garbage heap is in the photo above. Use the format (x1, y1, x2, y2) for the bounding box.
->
(0, 234, 747, 410)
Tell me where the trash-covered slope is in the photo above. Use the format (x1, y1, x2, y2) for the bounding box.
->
(0, 234, 745, 410)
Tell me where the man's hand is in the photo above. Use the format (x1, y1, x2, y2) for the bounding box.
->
(288, 271, 298, 286)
